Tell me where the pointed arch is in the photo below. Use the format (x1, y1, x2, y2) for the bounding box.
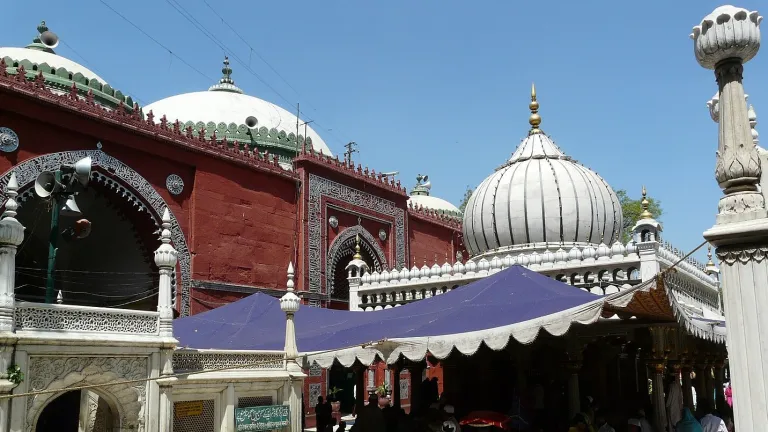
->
(326, 226, 387, 298)
(0, 150, 193, 316)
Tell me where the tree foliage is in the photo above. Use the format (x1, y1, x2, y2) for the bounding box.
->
(616, 189, 663, 243)
(459, 187, 474, 213)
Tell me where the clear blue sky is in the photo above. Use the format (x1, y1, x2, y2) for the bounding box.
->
(4, 0, 768, 262)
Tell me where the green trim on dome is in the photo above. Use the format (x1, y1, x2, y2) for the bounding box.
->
(1, 57, 137, 112)
(152, 118, 317, 162)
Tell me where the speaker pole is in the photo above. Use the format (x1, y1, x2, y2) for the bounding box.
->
(45, 170, 62, 304)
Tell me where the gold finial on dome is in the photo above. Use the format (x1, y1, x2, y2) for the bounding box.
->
(707, 245, 714, 267)
(353, 234, 362, 260)
(529, 83, 542, 135)
(640, 185, 653, 219)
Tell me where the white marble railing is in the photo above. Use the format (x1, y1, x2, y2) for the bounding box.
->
(353, 239, 720, 312)
(172, 349, 286, 372)
(354, 241, 648, 311)
(13, 301, 160, 335)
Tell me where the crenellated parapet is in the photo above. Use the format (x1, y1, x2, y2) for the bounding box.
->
(407, 203, 463, 229)
(294, 149, 409, 196)
(0, 65, 300, 180)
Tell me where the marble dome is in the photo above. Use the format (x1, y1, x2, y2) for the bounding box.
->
(407, 175, 461, 218)
(0, 46, 106, 83)
(144, 58, 332, 156)
(462, 85, 622, 257)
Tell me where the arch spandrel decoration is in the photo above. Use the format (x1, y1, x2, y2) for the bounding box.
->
(0, 150, 193, 316)
(25, 356, 148, 432)
(326, 226, 387, 296)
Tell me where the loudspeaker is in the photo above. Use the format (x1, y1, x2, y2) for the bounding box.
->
(34, 171, 60, 198)
(40, 30, 59, 50)
(60, 195, 82, 217)
(73, 156, 92, 186)
(245, 116, 259, 129)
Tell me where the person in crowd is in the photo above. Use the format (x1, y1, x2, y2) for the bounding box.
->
(722, 414, 734, 432)
(316, 396, 329, 432)
(667, 375, 685, 431)
(699, 409, 728, 432)
(353, 394, 385, 432)
(568, 413, 590, 432)
(675, 408, 703, 432)
(595, 412, 615, 432)
(724, 383, 733, 408)
(337, 420, 347, 432)
(627, 408, 654, 432)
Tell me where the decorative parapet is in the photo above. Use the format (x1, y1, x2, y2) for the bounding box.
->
(407, 204, 462, 228)
(13, 302, 160, 335)
(172, 350, 285, 372)
(354, 242, 646, 311)
(1, 56, 136, 112)
(145, 114, 308, 163)
(657, 240, 717, 287)
(295, 149, 408, 196)
(0, 63, 299, 181)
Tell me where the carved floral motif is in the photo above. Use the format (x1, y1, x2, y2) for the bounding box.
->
(14, 304, 159, 334)
(172, 352, 284, 371)
(716, 245, 768, 265)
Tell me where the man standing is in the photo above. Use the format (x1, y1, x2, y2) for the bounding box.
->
(316, 396, 329, 432)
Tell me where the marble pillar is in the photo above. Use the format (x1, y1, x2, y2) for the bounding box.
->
(0, 173, 23, 432)
(682, 365, 694, 409)
(354, 364, 366, 415)
(694, 6, 768, 432)
(714, 358, 726, 411)
(392, 365, 402, 409)
(566, 362, 581, 419)
(648, 360, 668, 432)
(409, 363, 425, 415)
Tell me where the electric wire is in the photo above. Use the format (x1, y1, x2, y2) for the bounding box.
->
(162, 0, 351, 149)
(97, 0, 215, 84)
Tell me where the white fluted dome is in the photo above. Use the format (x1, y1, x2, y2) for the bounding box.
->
(462, 86, 622, 257)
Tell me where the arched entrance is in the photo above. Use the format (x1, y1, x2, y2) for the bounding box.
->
(35, 390, 116, 432)
(326, 226, 387, 308)
(0, 150, 192, 314)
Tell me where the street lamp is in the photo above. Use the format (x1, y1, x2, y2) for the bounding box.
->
(33, 156, 92, 303)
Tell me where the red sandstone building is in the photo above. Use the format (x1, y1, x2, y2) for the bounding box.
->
(0, 23, 461, 423)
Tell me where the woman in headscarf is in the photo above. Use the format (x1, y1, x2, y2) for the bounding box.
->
(675, 408, 703, 432)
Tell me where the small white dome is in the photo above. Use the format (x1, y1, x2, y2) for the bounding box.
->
(0, 47, 106, 83)
(407, 175, 461, 218)
(144, 58, 332, 156)
(462, 85, 622, 257)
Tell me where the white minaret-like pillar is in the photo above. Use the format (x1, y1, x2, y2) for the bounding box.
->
(154, 208, 178, 339)
(346, 235, 369, 311)
(280, 263, 305, 432)
(631, 186, 662, 282)
(153, 208, 178, 432)
(693, 6, 766, 431)
(0, 173, 23, 432)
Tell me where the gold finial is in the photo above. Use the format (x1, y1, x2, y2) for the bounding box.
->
(706, 245, 714, 267)
(640, 185, 653, 219)
(353, 234, 362, 260)
(529, 82, 542, 134)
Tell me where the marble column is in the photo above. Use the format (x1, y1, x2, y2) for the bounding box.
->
(354, 363, 366, 415)
(566, 361, 581, 419)
(648, 360, 668, 432)
(408, 362, 425, 415)
(223, 384, 235, 432)
(0, 173, 23, 432)
(694, 359, 707, 414)
(682, 364, 694, 410)
(392, 365, 402, 409)
(714, 358, 726, 411)
(694, 6, 768, 432)
(157, 379, 175, 432)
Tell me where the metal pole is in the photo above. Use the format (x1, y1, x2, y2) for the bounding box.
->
(45, 170, 61, 304)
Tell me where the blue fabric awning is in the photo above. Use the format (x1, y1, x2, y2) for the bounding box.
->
(174, 266, 615, 366)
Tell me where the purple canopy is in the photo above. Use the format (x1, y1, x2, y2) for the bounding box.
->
(174, 266, 604, 360)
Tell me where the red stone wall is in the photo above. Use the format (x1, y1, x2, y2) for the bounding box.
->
(408, 216, 465, 267)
